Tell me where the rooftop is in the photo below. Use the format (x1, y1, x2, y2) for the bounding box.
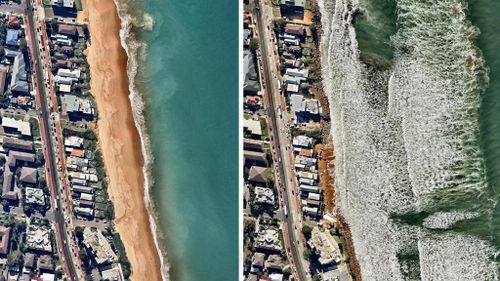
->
(309, 227, 342, 265)
(2, 117, 31, 137)
(248, 166, 270, 184)
(58, 24, 77, 36)
(0, 226, 11, 255)
(82, 227, 117, 265)
(10, 52, 28, 93)
(280, 0, 305, 8)
(243, 119, 262, 136)
(19, 167, 37, 184)
(25, 187, 45, 205)
(254, 186, 275, 205)
(292, 135, 313, 148)
(6, 29, 18, 46)
(101, 264, 124, 281)
(254, 226, 282, 252)
(26, 225, 52, 252)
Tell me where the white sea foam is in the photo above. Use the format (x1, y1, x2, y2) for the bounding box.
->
(422, 211, 480, 230)
(111, 0, 170, 280)
(419, 234, 498, 280)
(319, 0, 498, 279)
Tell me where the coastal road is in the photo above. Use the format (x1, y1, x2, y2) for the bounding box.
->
(25, 2, 78, 281)
(253, 0, 308, 280)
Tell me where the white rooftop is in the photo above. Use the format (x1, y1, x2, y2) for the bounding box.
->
(2, 117, 31, 136)
(244, 119, 262, 136)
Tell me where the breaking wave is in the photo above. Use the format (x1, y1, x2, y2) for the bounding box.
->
(319, 0, 499, 280)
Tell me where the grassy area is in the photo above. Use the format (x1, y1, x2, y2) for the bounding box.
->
(113, 233, 132, 279)
(260, 118, 269, 138)
(271, 0, 280, 6)
(304, 0, 311, 10)
(75, 0, 83, 11)
(42, 0, 51, 7)
(29, 118, 40, 140)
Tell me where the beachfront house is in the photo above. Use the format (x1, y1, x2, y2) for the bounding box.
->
(280, 0, 305, 19)
(61, 94, 94, 121)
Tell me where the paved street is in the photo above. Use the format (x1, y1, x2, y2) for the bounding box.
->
(24, 1, 80, 279)
(253, 0, 309, 280)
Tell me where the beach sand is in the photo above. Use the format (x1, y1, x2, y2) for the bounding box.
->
(79, 0, 163, 280)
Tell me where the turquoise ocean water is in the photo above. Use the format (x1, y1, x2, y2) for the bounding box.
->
(117, 0, 239, 280)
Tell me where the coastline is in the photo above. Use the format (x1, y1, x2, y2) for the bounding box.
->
(312, 0, 362, 279)
(79, 0, 165, 280)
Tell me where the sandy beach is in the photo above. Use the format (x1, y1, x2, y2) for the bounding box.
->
(79, 0, 163, 280)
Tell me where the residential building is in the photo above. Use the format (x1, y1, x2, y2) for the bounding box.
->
(71, 185, 93, 194)
(37, 255, 54, 272)
(309, 227, 342, 266)
(10, 52, 29, 94)
(0, 67, 7, 95)
(23, 253, 35, 270)
(250, 252, 265, 274)
(292, 135, 313, 148)
(2, 117, 31, 137)
(279, 0, 305, 19)
(248, 166, 270, 184)
(243, 138, 265, 151)
(61, 95, 94, 120)
(243, 50, 259, 95)
(82, 227, 117, 265)
(58, 24, 77, 36)
(265, 254, 284, 272)
(64, 136, 84, 148)
(6, 29, 18, 46)
(41, 273, 55, 281)
(244, 150, 267, 164)
(52, 0, 75, 8)
(2, 165, 15, 200)
(7, 16, 21, 29)
(285, 23, 305, 36)
(0, 226, 11, 254)
(254, 186, 275, 205)
(254, 226, 282, 252)
(25, 187, 45, 205)
(7, 150, 35, 167)
(57, 68, 80, 79)
(19, 167, 37, 185)
(300, 184, 320, 194)
(74, 206, 93, 217)
(100, 264, 125, 281)
(26, 225, 52, 252)
(322, 268, 350, 281)
(244, 119, 262, 138)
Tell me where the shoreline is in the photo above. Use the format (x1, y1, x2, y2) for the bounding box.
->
(80, 0, 165, 280)
(311, 0, 362, 279)
(111, 0, 170, 279)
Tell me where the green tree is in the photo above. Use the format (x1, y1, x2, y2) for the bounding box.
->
(303, 248, 312, 260)
(104, 202, 115, 220)
(249, 38, 259, 52)
(7, 250, 22, 267)
(312, 275, 322, 281)
(302, 225, 313, 240)
(272, 18, 286, 33)
(75, 226, 84, 241)
(243, 218, 255, 237)
(78, 248, 89, 266)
